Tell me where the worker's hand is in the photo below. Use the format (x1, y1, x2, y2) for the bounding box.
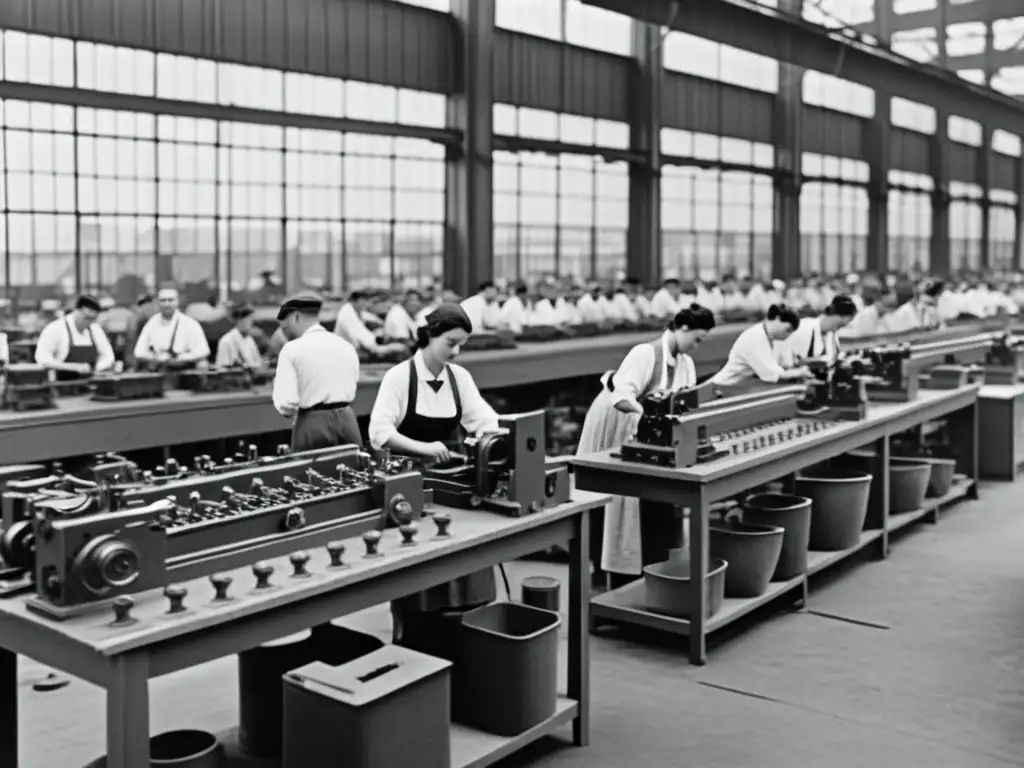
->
(793, 365, 813, 380)
(423, 442, 452, 464)
(72, 363, 93, 375)
(156, 351, 171, 363)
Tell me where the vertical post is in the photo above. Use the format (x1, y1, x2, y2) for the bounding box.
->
(865, 0, 892, 274)
(627, 21, 663, 287)
(979, 17, 995, 270)
(772, 0, 803, 279)
(445, 0, 495, 297)
(1014, 156, 1024, 268)
(930, 0, 951, 276)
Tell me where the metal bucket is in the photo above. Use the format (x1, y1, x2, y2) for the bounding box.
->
(741, 493, 812, 579)
(796, 471, 872, 551)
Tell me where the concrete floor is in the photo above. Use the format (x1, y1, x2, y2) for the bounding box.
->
(17, 479, 1024, 768)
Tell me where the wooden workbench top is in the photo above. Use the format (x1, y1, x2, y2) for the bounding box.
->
(574, 385, 980, 484)
(0, 491, 609, 657)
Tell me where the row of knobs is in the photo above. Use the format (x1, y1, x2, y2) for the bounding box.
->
(110, 512, 453, 626)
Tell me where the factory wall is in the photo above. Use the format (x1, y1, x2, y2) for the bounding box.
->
(0, 0, 1019, 305)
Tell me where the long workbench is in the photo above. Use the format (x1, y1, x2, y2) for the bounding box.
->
(0, 319, 1007, 465)
(0, 491, 607, 768)
(573, 385, 980, 665)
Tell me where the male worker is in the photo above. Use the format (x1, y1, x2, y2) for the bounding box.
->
(215, 303, 263, 369)
(133, 286, 210, 369)
(273, 292, 363, 451)
(34, 294, 116, 379)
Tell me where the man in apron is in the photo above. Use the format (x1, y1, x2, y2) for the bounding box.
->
(272, 292, 362, 451)
(33, 294, 115, 380)
(132, 287, 210, 370)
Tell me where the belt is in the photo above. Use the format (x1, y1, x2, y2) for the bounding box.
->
(299, 401, 350, 413)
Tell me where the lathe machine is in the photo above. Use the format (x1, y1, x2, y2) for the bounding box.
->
(0, 444, 425, 619)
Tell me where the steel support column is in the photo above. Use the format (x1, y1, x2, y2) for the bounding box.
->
(979, 126, 993, 269)
(1015, 157, 1024, 267)
(627, 22, 663, 286)
(930, 0, 951, 277)
(445, 0, 495, 296)
(772, 0, 802, 279)
(865, 0, 892, 275)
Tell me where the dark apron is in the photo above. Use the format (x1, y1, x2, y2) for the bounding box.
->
(291, 401, 362, 451)
(392, 359, 496, 643)
(57, 318, 98, 382)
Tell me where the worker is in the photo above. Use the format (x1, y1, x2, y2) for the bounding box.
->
(123, 294, 157, 369)
(650, 278, 683, 318)
(133, 287, 210, 369)
(883, 279, 943, 333)
(335, 291, 407, 357)
(215, 304, 263, 369)
(368, 304, 500, 643)
(382, 290, 423, 343)
(778, 294, 858, 367)
(34, 294, 115, 379)
(273, 292, 362, 451)
(710, 303, 810, 388)
(460, 282, 501, 332)
(499, 284, 530, 334)
(575, 304, 716, 584)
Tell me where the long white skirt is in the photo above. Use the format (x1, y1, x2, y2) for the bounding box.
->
(575, 388, 644, 575)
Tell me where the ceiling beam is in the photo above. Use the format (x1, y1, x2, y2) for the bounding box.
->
(946, 48, 1024, 71)
(853, 0, 1024, 35)
(581, 0, 1024, 133)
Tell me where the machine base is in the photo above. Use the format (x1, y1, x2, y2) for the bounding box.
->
(982, 365, 1018, 386)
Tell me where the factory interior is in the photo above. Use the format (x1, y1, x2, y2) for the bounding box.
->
(3, 0, 1024, 766)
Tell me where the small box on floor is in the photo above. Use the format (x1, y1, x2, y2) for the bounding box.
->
(282, 645, 451, 768)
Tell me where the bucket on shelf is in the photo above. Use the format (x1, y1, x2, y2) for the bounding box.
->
(454, 601, 562, 737)
(888, 460, 931, 513)
(891, 455, 957, 498)
(796, 471, 872, 551)
(741, 493, 812, 580)
(710, 518, 785, 598)
(83, 730, 224, 768)
(642, 556, 728, 619)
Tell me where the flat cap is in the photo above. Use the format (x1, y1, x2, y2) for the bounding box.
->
(277, 291, 323, 321)
(231, 303, 255, 321)
(76, 294, 102, 313)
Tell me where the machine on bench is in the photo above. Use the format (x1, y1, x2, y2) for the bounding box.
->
(913, 334, 991, 390)
(797, 356, 875, 420)
(0, 445, 426, 619)
(619, 386, 837, 468)
(174, 367, 256, 393)
(419, 410, 570, 517)
(981, 333, 1024, 385)
(92, 371, 167, 401)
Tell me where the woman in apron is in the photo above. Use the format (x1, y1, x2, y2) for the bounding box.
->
(575, 303, 716, 585)
(368, 304, 501, 644)
(777, 294, 858, 367)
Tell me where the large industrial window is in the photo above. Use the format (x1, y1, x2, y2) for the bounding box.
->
(493, 105, 629, 284)
(660, 130, 774, 281)
(887, 171, 933, 274)
(949, 181, 984, 271)
(0, 30, 447, 299)
(989, 191, 1017, 271)
(799, 154, 869, 275)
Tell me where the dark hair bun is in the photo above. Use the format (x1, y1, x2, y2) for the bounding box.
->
(669, 303, 716, 332)
(415, 325, 431, 349)
(766, 303, 800, 328)
(828, 294, 858, 317)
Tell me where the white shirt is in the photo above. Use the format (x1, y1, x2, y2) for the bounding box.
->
(611, 293, 639, 323)
(779, 317, 838, 366)
(881, 301, 927, 334)
(635, 294, 653, 318)
(35, 317, 115, 371)
(383, 304, 417, 342)
(369, 351, 500, 451)
(134, 311, 210, 362)
(500, 295, 529, 334)
(839, 304, 884, 338)
(650, 288, 680, 318)
(334, 303, 377, 350)
(215, 328, 262, 369)
(0, 333, 7, 365)
(605, 331, 697, 410)
(460, 294, 501, 331)
(599, 295, 622, 321)
(576, 294, 605, 323)
(710, 323, 785, 387)
(273, 325, 360, 417)
(529, 298, 564, 326)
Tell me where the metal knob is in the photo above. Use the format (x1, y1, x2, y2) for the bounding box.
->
(393, 499, 414, 525)
(433, 512, 452, 537)
(277, 443, 290, 456)
(210, 573, 233, 601)
(326, 541, 347, 568)
(247, 444, 258, 461)
(362, 530, 382, 557)
(166, 458, 179, 474)
(188, 491, 201, 514)
(250, 477, 264, 494)
(252, 561, 274, 589)
(164, 584, 187, 613)
(290, 551, 311, 578)
(111, 595, 136, 626)
(399, 522, 418, 546)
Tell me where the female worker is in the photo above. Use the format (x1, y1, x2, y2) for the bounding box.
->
(710, 303, 810, 389)
(368, 304, 501, 644)
(778, 294, 858, 367)
(575, 304, 716, 583)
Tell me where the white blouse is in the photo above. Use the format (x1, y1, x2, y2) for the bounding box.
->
(604, 331, 697, 409)
(369, 351, 500, 450)
(779, 317, 838, 366)
(272, 325, 360, 417)
(710, 323, 785, 387)
(35, 317, 116, 371)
